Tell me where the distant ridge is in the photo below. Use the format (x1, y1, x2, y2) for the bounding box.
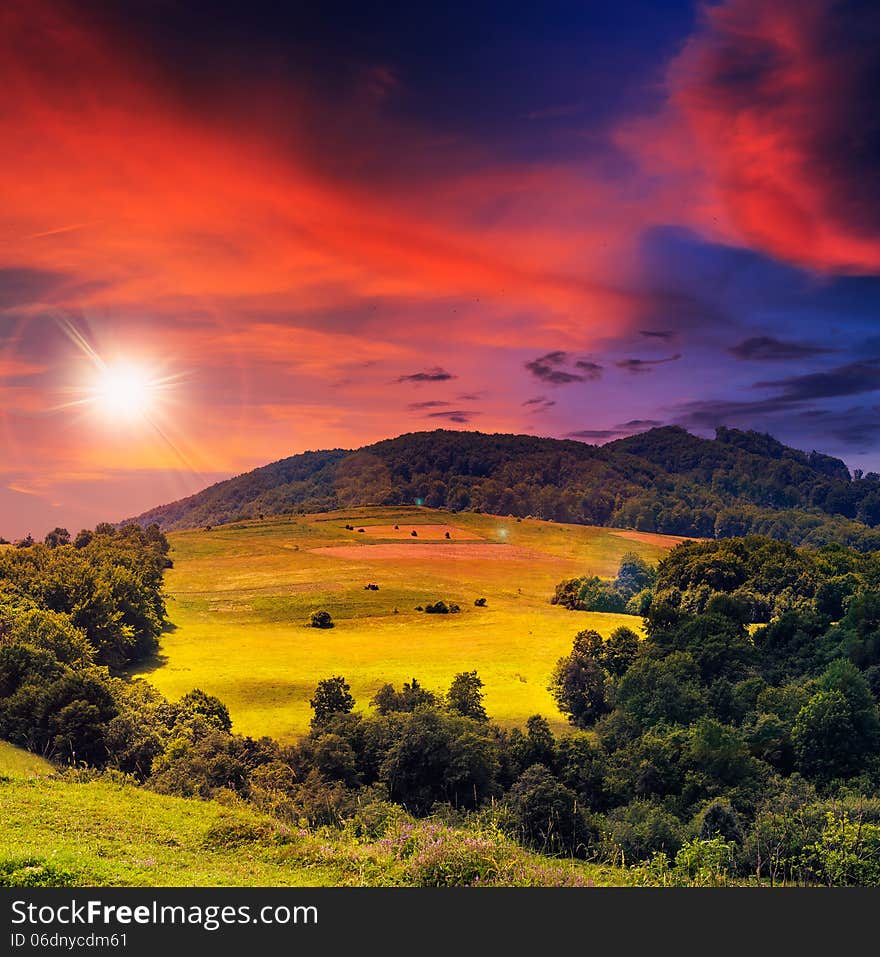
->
(126, 427, 880, 550)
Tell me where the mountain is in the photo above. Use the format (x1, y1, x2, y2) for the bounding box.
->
(126, 427, 880, 549)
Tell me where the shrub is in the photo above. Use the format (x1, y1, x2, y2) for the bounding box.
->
(380, 820, 589, 887)
(671, 838, 736, 886)
(202, 817, 283, 849)
(603, 801, 686, 865)
(423, 600, 460, 614)
(0, 858, 83, 887)
(309, 610, 334, 629)
(508, 765, 595, 856)
(695, 798, 743, 844)
(804, 812, 880, 886)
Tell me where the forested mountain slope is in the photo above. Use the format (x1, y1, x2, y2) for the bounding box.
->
(127, 427, 880, 548)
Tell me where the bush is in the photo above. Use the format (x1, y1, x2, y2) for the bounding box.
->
(672, 838, 737, 886)
(309, 610, 334, 629)
(804, 811, 880, 886)
(603, 801, 686, 865)
(0, 858, 84, 887)
(695, 798, 743, 844)
(202, 817, 284, 849)
(424, 601, 461, 614)
(380, 819, 589, 886)
(509, 765, 595, 856)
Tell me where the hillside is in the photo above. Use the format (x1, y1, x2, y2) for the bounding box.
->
(144, 506, 672, 738)
(0, 740, 53, 777)
(127, 427, 880, 548)
(0, 773, 626, 887)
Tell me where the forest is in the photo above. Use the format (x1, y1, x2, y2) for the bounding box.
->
(125, 427, 880, 551)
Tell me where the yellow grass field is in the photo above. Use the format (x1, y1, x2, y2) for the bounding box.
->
(138, 507, 689, 741)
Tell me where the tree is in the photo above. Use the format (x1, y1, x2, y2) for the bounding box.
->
(509, 714, 557, 770)
(605, 800, 686, 864)
(447, 671, 487, 721)
(509, 764, 593, 855)
(615, 652, 706, 727)
(696, 799, 743, 844)
(44, 527, 71, 548)
(602, 626, 640, 677)
(310, 676, 355, 727)
(371, 678, 435, 714)
(379, 707, 499, 812)
(793, 662, 880, 783)
(311, 733, 359, 785)
(616, 552, 656, 595)
(549, 634, 610, 727)
(309, 609, 334, 629)
(176, 688, 232, 733)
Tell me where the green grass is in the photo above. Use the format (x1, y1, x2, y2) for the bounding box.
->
(0, 740, 54, 778)
(137, 506, 687, 741)
(0, 774, 628, 886)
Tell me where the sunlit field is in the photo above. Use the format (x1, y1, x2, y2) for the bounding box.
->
(0, 740, 54, 778)
(138, 507, 688, 740)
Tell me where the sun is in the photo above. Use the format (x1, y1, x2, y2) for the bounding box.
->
(89, 361, 160, 422)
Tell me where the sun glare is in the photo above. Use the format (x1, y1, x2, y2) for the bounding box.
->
(90, 361, 159, 421)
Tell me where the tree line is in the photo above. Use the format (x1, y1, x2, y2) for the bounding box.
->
(124, 427, 880, 550)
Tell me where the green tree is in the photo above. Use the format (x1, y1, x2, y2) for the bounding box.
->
(793, 660, 879, 783)
(310, 676, 355, 727)
(549, 631, 610, 727)
(509, 764, 593, 855)
(616, 552, 656, 596)
(695, 798, 743, 844)
(43, 527, 71, 548)
(176, 689, 232, 733)
(602, 626, 640, 677)
(447, 671, 488, 721)
(615, 652, 706, 727)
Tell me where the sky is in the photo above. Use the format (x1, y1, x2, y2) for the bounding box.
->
(2, 0, 880, 538)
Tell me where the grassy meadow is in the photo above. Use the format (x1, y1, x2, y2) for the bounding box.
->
(139, 506, 688, 740)
(0, 770, 634, 887)
(0, 740, 54, 778)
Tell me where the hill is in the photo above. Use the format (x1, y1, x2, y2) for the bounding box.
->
(0, 772, 629, 887)
(126, 427, 880, 548)
(141, 506, 675, 738)
(0, 740, 53, 778)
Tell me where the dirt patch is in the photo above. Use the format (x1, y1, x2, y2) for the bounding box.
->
(352, 524, 482, 541)
(312, 543, 550, 562)
(609, 529, 697, 547)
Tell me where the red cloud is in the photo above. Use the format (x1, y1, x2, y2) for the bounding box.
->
(0, 0, 658, 340)
(664, 0, 880, 273)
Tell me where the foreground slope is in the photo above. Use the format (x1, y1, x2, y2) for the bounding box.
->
(125, 427, 880, 547)
(138, 507, 680, 739)
(0, 740, 53, 777)
(0, 774, 622, 887)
